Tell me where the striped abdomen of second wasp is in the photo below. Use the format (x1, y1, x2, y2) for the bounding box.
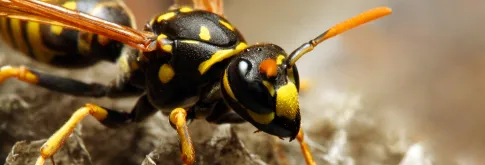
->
(0, 0, 136, 68)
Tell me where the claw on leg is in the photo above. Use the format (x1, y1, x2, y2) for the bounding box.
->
(0, 65, 38, 84)
(35, 104, 108, 165)
(297, 128, 316, 165)
(170, 108, 195, 165)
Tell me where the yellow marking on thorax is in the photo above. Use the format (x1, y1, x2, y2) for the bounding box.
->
(181, 40, 200, 44)
(276, 55, 285, 65)
(162, 45, 173, 53)
(157, 34, 172, 53)
(49, 1, 77, 36)
(223, 70, 237, 101)
(159, 64, 175, 83)
(275, 82, 299, 120)
(157, 12, 176, 22)
(247, 110, 274, 124)
(262, 80, 275, 96)
(218, 20, 235, 31)
(0, 18, 13, 48)
(27, 22, 63, 63)
(199, 26, 211, 41)
(198, 42, 247, 75)
(9, 19, 29, 55)
(179, 7, 193, 13)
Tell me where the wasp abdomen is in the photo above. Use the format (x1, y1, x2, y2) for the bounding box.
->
(0, 0, 135, 68)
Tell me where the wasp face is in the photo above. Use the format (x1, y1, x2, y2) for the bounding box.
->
(221, 44, 301, 141)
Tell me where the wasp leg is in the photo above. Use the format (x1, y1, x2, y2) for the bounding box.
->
(35, 95, 157, 165)
(0, 65, 142, 98)
(193, 0, 224, 16)
(169, 108, 196, 165)
(273, 129, 316, 165)
(296, 129, 316, 165)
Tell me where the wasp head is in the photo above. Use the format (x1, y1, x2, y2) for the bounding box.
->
(221, 44, 301, 141)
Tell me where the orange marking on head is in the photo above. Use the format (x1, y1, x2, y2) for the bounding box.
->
(259, 59, 278, 78)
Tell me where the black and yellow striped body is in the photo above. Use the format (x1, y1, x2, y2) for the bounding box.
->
(0, 0, 135, 68)
(141, 8, 247, 115)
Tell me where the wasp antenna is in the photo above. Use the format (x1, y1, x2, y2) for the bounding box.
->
(286, 7, 392, 67)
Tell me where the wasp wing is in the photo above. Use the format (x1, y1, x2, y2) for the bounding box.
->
(0, 0, 157, 52)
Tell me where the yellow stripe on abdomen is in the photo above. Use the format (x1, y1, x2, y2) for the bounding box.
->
(26, 22, 62, 63)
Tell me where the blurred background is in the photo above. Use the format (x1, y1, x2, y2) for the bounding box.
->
(2, 0, 485, 164)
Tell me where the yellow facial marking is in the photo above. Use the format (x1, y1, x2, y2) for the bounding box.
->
(262, 81, 275, 96)
(219, 20, 235, 31)
(223, 70, 237, 101)
(158, 64, 175, 83)
(247, 110, 274, 124)
(181, 40, 200, 44)
(276, 82, 299, 120)
(50, 26, 63, 35)
(199, 26, 211, 41)
(198, 42, 248, 75)
(179, 7, 193, 13)
(276, 55, 285, 65)
(63, 1, 77, 10)
(157, 12, 176, 22)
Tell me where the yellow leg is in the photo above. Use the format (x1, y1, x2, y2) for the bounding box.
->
(0, 65, 38, 84)
(35, 104, 108, 165)
(296, 129, 316, 165)
(193, 0, 224, 16)
(170, 108, 195, 165)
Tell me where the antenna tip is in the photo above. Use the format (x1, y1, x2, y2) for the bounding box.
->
(373, 6, 393, 15)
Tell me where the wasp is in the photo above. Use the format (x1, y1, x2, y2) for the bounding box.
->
(0, 0, 392, 164)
